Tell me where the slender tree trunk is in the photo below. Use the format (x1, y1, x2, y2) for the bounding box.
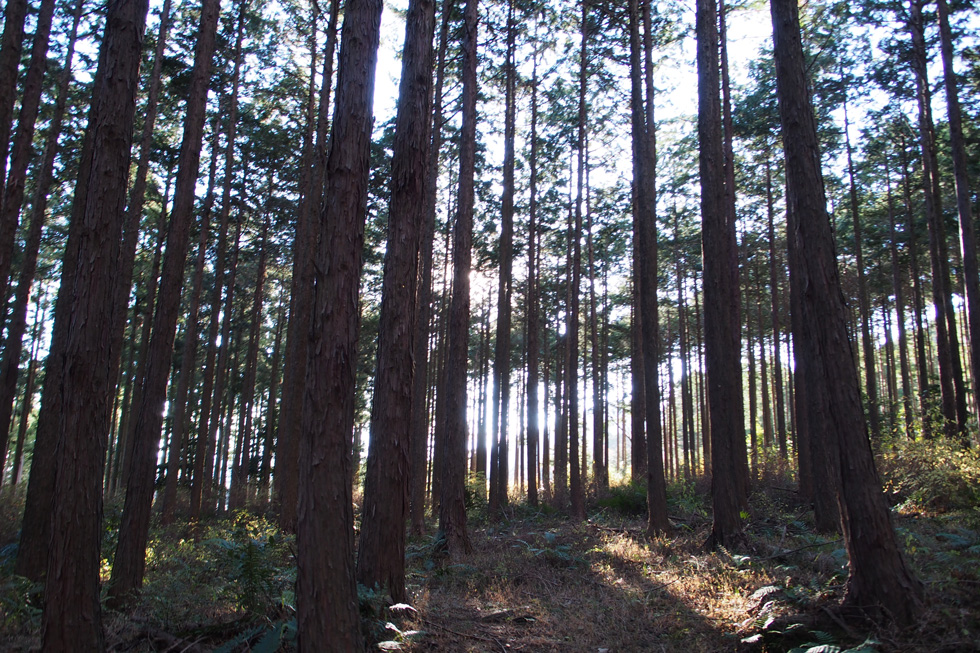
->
(0, 0, 84, 468)
(567, 8, 588, 523)
(276, 0, 340, 531)
(108, 0, 223, 606)
(842, 85, 880, 439)
(936, 0, 980, 441)
(40, 0, 150, 643)
(628, 0, 667, 532)
(8, 292, 43, 489)
(886, 161, 914, 438)
(766, 149, 788, 457)
(0, 0, 56, 302)
(0, 0, 28, 206)
(356, 0, 435, 601)
(296, 0, 382, 645)
(699, 0, 744, 549)
(160, 120, 220, 523)
(909, 0, 959, 437)
(526, 37, 541, 505)
(489, 0, 516, 518)
(259, 292, 286, 499)
(203, 218, 244, 514)
(771, 0, 922, 622)
(436, 0, 477, 556)
(230, 211, 270, 509)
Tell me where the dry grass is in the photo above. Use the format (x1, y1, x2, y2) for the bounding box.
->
(0, 473, 978, 652)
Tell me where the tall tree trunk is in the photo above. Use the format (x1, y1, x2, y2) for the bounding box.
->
(909, 0, 960, 437)
(628, 0, 667, 533)
(276, 0, 340, 531)
(766, 148, 788, 457)
(204, 199, 244, 513)
(936, 0, 980, 441)
(771, 0, 922, 622)
(525, 37, 541, 502)
(8, 291, 43, 488)
(436, 0, 477, 556)
(699, 0, 744, 549)
(842, 84, 880, 439)
(259, 291, 286, 499)
(0, 0, 56, 301)
(160, 120, 220, 523)
(296, 0, 382, 644)
(189, 121, 235, 520)
(0, 0, 28, 207)
(565, 0, 587, 523)
(108, 0, 223, 606)
(886, 160, 914, 438)
(0, 0, 84, 469)
(489, 0, 516, 518)
(230, 210, 270, 509)
(356, 0, 435, 601)
(409, 0, 452, 537)
(40, 0, 150, 643)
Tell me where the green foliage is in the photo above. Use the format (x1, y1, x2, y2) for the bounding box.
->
(878, 436, 980, 512)
(597, 481, 648, 517)
(0, 574, 41, 634)
(465, 472, 489, 521)
(206, 512, 290, 615)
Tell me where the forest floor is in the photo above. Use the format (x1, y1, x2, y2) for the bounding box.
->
(1, 441, 979, 652)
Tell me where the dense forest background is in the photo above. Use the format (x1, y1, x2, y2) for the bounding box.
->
(0, 0, 979, 649)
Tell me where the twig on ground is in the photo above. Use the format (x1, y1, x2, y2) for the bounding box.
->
(422, 616, 508, 653)
(756, 538, 842, 562)
(819, 605, 861, 640)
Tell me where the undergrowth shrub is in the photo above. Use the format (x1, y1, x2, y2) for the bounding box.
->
(878, 436, 980, 512)
(597, 481, 648, 517)
(207, 512, 291, 616)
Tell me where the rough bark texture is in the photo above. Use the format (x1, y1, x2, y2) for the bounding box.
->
(628, 0, 668, 533)
(276, 0, 339, 532)
(296, 0, 382, 646)
(108, 0, 222, 606)
(409, 0, 451, 536)
(936, 0, 980, 443)
(0, 0, 55, 303)
(0, 0, 28, 201)
(40, 0, 149, 644)
(699, 0, 744, 550)
(771, 0, 922, 623)
(161, 133, 219, 524)
(489, 0, 516, 518)
(908, 0, 959, 437)
(842, 89, 880, 440)
(526, 34, 541, 508)
(356, 0, 435, 602)
(0, 0, 83, 471)
(437, 0, 477, 557)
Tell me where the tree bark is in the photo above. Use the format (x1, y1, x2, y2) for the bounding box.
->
(842, 83, 880, 440)
(526, 29, 541, 507)
(771, 0, 922, 622)
(0, 0, 56, 302)
(936, 0, 980, 443)
(0, 0, 84, 470)
(161, 119, 220, 523)
(489, 0, 516, 518)
(699, 0, 744, 550)
(296, 0, 382, 645)
(40, 0, 149, 643)
(356, 0, 435, 601)
(276, 0, 339, 532)
(436, 0, 477, 556)
(108, 0, 223, 606)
